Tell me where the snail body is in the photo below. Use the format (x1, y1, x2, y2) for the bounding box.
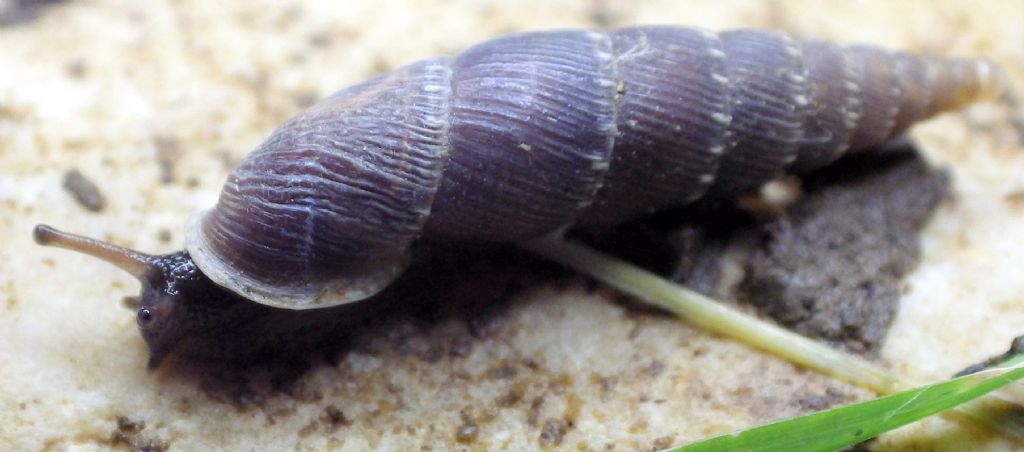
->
(34, 26, 1004, 367)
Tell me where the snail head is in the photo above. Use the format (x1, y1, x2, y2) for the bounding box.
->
(33, 224, 250, 369)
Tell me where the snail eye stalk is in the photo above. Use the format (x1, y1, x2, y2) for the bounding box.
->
(33, 224, 157, 282)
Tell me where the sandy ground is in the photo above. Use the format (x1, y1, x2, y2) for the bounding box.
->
(1, 0, 1023, 450)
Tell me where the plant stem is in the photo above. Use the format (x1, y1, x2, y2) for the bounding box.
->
(523, 238, 1024, 440)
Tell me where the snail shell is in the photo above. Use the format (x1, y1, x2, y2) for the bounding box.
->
(174, 26, 1003, 310)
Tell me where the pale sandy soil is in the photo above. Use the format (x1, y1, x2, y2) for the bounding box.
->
(1, 1, 1023, 450)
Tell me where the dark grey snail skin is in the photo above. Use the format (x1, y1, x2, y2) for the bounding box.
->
(34, 26, 1004, 367)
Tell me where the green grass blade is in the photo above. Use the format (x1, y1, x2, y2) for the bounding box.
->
(949, 354, 1024, 434)
(672, 364, 1024, 452)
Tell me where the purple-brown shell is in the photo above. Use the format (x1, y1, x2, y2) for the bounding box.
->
(184, 26, 1005, 310)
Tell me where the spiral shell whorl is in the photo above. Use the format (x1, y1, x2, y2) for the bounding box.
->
(578, 27, 732, 224)
(187, 58, 453, 309)
(187, 26, 1005, 309)
(422, 30, 619, 241)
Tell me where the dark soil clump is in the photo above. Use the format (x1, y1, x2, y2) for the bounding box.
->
(742, 150, 950, 355)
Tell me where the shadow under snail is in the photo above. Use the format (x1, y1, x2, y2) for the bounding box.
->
(33, 26, 1006, 368)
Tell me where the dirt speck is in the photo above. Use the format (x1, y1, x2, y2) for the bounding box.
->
(291, 90, 319, 109)
(153, 136, 181, 184)
(370, 57, 392, 76)
(496, 388, 521, 407)
(323, 405, 350, 429)
(308, 31, 332, 47)
(109, 416, 168, 452)
(455, 411, 479, 444)
(157, 228, 172, 244)
(61, 168, 106, 212)
(297, 419, 318, 437)
(527, 396, 545, 427)
(538, 418, 569, 447)
(64, 59, 86, 78)
(1004, 189, 1024, 209)
(795, 387, 845, 411)
(587, 0, 625, 29)
(487, 362, 518, 380)
(563, 393, 582, 425)
(642, 360, 665, 378)
(5, 281, 18, 310)
(651, 435, 677, 450)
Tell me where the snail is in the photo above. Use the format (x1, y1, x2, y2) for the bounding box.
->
(34, 26, 1005, 368)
